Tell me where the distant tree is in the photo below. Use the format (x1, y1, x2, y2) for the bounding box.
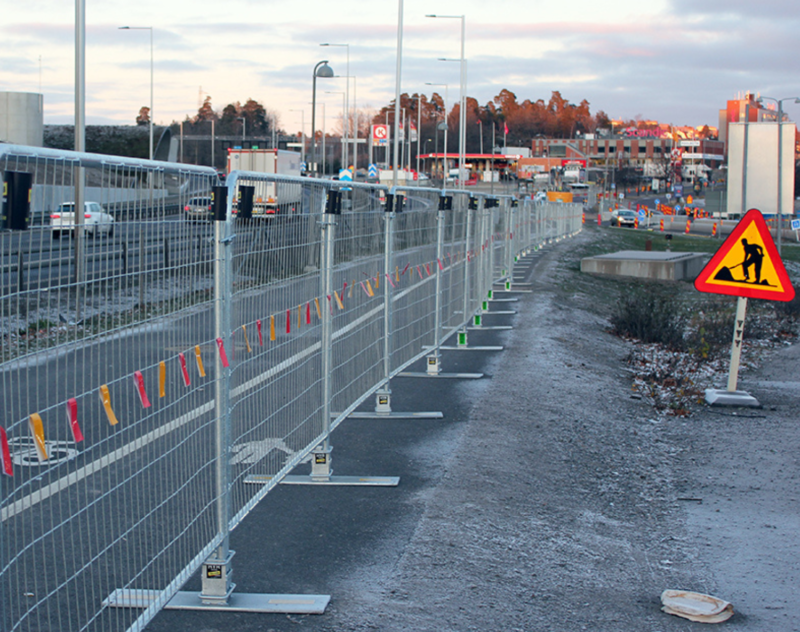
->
(594, 110, 611, 129)
(136, 106, 150, 126)
(195, 96, 216, 123)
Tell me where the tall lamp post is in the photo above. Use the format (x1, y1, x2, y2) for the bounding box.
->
(289, 109, 305, 165)
(426, 14, 466, 190)
(426, 83, 448, 188)
(326, 91, 346, 173)
(757, 95, 800, 254)
(320, 44, 349, 168)
(119, 26, 154, 160)
(238, 116, 246, 146)
(311, 60, 334, 177)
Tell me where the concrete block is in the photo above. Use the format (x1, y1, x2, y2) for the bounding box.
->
(580, 250, 708, 281)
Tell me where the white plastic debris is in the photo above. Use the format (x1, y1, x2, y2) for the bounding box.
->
(661, 589, 733, 623)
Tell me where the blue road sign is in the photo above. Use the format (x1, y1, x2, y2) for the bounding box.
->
(368, 164, 379, 178)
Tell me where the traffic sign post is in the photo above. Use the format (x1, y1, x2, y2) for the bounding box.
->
(694, 209, 795, 406)
(792, 218, 800, 242)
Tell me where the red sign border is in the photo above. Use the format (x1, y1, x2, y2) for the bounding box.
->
(694, 208, 795, 301)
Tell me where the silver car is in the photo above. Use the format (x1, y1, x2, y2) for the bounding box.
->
(184, 196, 213, 222)
(51, 202, 115, 238)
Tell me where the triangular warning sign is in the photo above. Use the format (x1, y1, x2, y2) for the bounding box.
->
(694, 208, 795, 301)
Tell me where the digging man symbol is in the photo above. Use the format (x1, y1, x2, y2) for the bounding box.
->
(740, 238, 764, 284)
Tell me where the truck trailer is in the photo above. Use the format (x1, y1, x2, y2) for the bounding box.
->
(226, 148, 303, 215)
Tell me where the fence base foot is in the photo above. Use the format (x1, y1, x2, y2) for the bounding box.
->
(437, 345, 504, 351)
(335, 411, 444, 419)
(398, 371, 483, 379)
(280, 474, 400, 486)
(492, 288, 533, 294)
(467, 325, 513, 331)
(104, 589, 330, 614)
(487, 298, 519, 303)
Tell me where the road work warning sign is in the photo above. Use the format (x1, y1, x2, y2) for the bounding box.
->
(694, 208, 795, 302)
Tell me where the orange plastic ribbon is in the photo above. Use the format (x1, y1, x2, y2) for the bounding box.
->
(195, 345, 206, 377)
(28, 413, 48, 461)
(159, 361, 166, 398)
(99, 385, 119, 425)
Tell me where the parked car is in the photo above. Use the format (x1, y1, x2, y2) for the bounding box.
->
(611, 209, 637, 228)
(184, 196, 213, 222)
(50, 202, 114, 238)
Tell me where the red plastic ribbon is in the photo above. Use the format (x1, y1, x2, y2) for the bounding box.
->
(67, 398, 84, 442)
(178, 353, 191, 386)
(306, 302, 311, 325)
(215, 338, 229, 368)
(257, 319, 263, 346)
(0, 427, 13, 477)
(286, 309, 291, 334)
(134, 371, 152, 408)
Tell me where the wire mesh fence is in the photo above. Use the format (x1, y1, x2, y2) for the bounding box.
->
(1, 143, 582, 632)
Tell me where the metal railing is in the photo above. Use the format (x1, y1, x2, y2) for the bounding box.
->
(0, 143, 582, 631)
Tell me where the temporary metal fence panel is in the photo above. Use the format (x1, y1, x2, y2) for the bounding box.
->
(1, 143, 583, 632)
(387, 188, 441, 372)
(0, 145, 221, 632)
(437, 193, 470, 335)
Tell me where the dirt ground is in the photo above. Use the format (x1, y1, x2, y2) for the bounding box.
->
(312, 227, 800, 631)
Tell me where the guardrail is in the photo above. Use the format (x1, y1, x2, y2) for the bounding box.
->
(0, 143, 582, 631)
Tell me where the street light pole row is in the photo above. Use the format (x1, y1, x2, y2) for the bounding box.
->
(757, 95, 800, 255)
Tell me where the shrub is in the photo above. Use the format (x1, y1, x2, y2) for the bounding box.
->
(610, 289, 686, 349)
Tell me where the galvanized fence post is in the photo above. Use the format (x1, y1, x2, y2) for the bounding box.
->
(311, 190, 338, 477)
(374, 193, 396, 411)
(202, 184, 235, 604)
(458, 196, 475, 347)
(426, 195, 448, 375)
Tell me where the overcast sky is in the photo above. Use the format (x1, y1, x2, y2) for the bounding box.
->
(2, 0, 800, 134)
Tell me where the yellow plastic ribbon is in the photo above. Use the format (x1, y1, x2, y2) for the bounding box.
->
(314, 298, 322, 319)
(333, 291, 344, 310)
(159, 361, 166, 398)
(194, 345, 206, 377)
(242, 325, 252, 353)
(28, 413, 48, 461)
(99, 385, 119, 426)
(270, 315, 276, 341)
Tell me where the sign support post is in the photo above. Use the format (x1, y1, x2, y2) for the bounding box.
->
(726, 296, 748, 393)
(694, 209, 795, 407)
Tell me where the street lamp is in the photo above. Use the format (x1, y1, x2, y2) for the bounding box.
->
(426, 83, 449, 188)
(325, 91, 345, 173)
(289, 109, 305, 165)
(119, 26, 154, 160)
(320, 43, 349, 167)
(311, 60, 334, 177)
(427, 14, 466, 190)
(238, 116, 246, 146)
(757, 95, 800, 254)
